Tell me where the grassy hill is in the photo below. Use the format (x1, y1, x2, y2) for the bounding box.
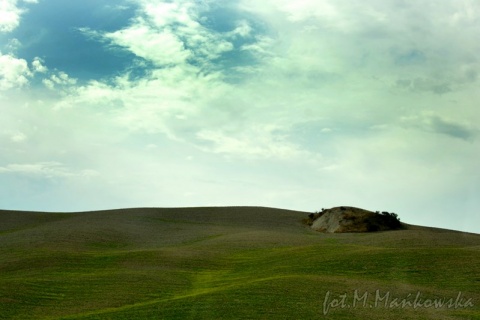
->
(0, 207, 479, 319)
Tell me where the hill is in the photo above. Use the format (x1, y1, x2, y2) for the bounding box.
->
(0, 206, 479, 319)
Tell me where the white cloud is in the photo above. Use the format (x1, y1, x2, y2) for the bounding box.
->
(0, 162, 94, 179)
(241, 0, 480, 89)
(51, 72, 76, 85)
(196, 125, 310, 160)
(32, 57, 47, 73)
(60, 0, 480, 162)
(0, 0, 37, 33)
(106, 22, 191, 66)
(0, 53, 51, 92)
(240, 35, 274, 58)
(0, 51, 31, 90)
(99, 0, 234, 68)
(42, 71, 77, 90)
(0, 0, 22, 33)
(142, 1, 196, 28)
(10, 131, 27, 142)
(42, 78, 54, 89)
(230, 20, 253, 38)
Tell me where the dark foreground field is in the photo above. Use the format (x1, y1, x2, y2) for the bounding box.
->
(1, 207, 479, 319)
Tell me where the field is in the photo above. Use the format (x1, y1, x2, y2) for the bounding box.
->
(1, 207, 479, 319)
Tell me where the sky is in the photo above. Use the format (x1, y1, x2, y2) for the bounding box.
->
(1, 0, 479, 233)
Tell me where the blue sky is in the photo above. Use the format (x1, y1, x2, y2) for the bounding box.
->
(1, 0, 479, 233)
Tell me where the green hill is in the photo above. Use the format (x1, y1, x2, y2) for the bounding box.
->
(0, 207, 479, 319)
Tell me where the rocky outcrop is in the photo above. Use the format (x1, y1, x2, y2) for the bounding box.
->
(310, 206, 402, 233)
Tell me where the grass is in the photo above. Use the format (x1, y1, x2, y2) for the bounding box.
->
(0, 207, 479, 319)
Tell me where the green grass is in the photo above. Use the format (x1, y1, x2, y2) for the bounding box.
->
(0, 207, 479, 319)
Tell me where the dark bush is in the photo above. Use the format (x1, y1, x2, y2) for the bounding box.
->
(365, 211, 402, 231)
(367, 223, 379, 232)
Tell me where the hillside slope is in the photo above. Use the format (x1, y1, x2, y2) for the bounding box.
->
(1, 207, 479, 319)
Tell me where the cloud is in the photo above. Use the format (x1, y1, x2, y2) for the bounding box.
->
(42, 71, 77, 90)
(97, 1, 235, 68)
(32, 57, 47, 73)
(60, 0, 480, 160)
(393, 49, 426, 66)
(10, 131, 27, 142)
(105, 22, 191, 66)
(0, 162, 98, 179)
(230, 20, 253, 38)
(0, 52, 31, 90)
(4, 38, 21, 53)
(1, 52, 74, 92)
(0, 0, 22, 33)
(395, 77, 452, 95)
(239, 35, 274, 59)
(241, 0, 480, 90)
(401, 114, 477, 141)
(195, 124, 314, 160)
(429, 116, 476, 141)
(0, 0, 37, 33)
(71, 0, 257, 142)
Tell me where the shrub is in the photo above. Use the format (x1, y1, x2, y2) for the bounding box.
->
(365, 211, 403, 231)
